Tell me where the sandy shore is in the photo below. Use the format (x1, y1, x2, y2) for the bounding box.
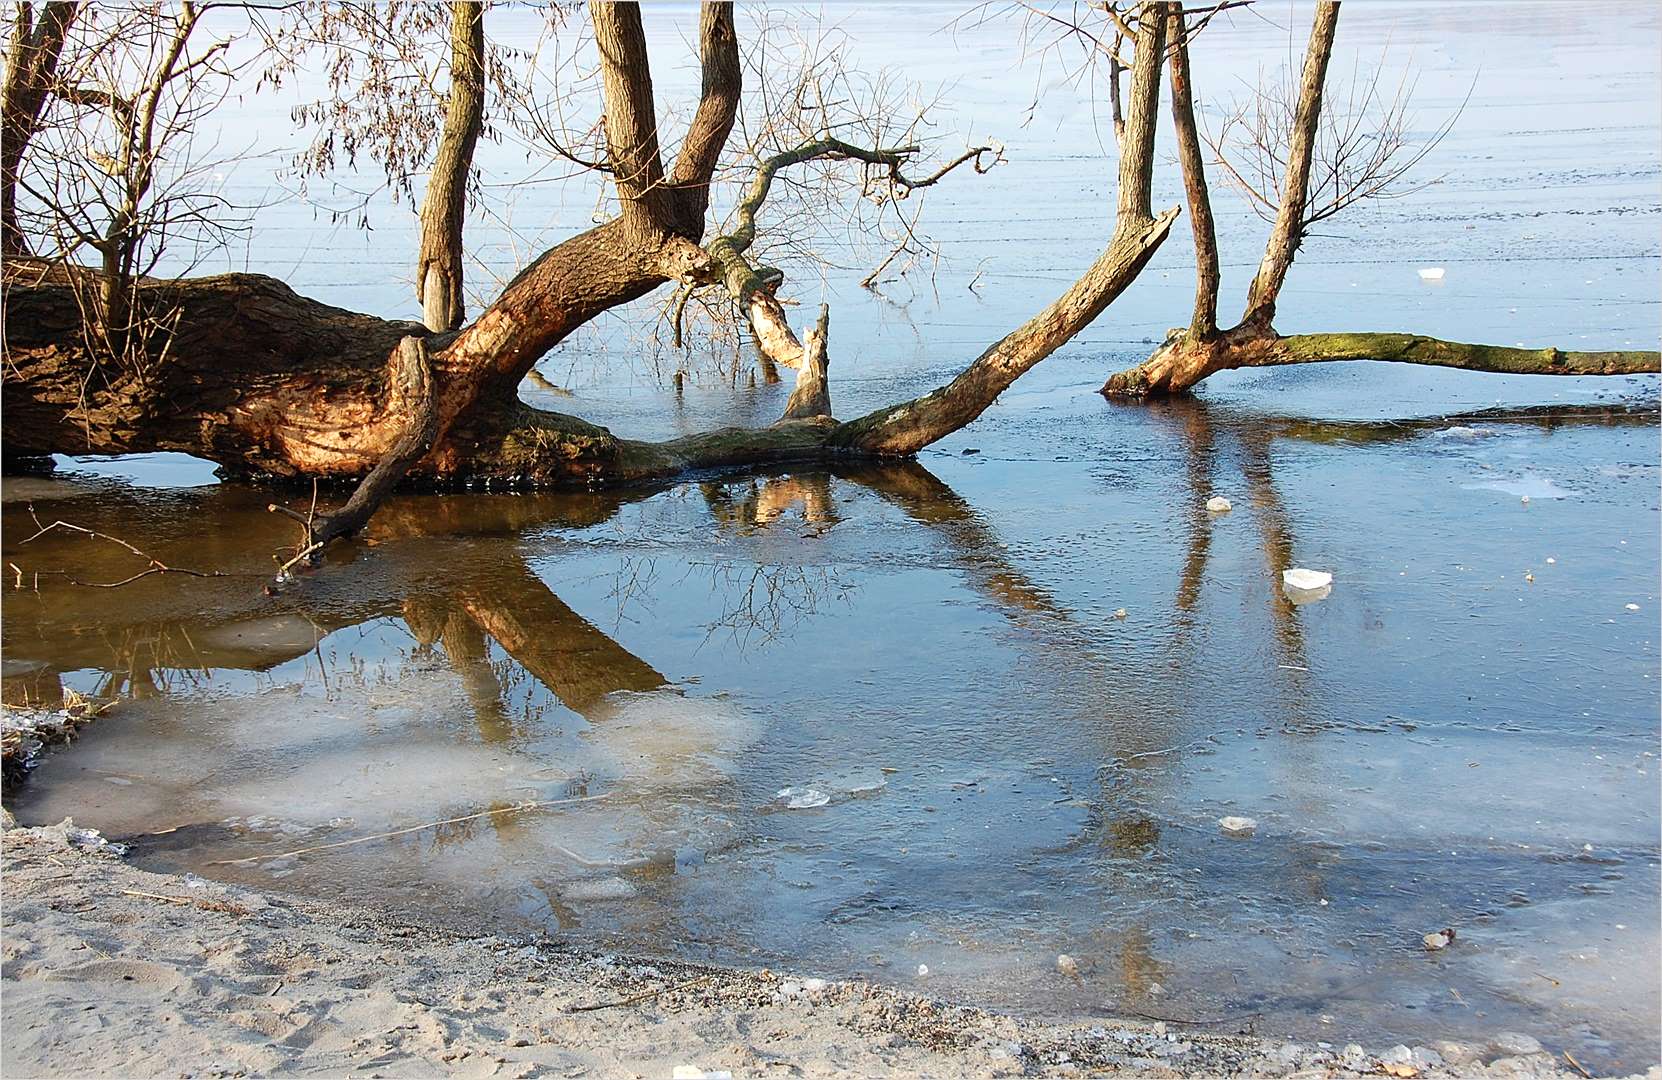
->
(2, 817, 1646, 1079)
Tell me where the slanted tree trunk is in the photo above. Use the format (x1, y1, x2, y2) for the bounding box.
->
(415, 0, 485, 333)
(1102, 1, 1661, 397)
(1237, 0, 1337, 332)
(1, 0, 78, 257)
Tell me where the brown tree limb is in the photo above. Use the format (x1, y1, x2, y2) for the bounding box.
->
(667, 2, 740, 203)
(420, 1, 736, 437)
(1101, 325, 1660, 397)
(1115, 2, 1165, 224)
(1239, 0, 1338, 328)
(835, 207, 1177, 454)
(589, 0, 668, 223)
(305, 336, 440, 550)
(416, 0, 486, 333)
(1108, 30, 1125, 148)
(1240, 333, 1660, 376)
(704, 136, 995, 374)
(48, 83, 132, 114)
(1164, 1, 1219, 337)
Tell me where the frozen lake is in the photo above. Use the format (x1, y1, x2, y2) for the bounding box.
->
(4, 2, 1659, 1072)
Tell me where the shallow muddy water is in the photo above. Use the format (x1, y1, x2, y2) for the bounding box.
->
(4, 0, 1661, 1072)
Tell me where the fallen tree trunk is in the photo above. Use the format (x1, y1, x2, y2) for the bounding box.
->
(2, 0, 1176, 553)
(1102, 324, 1661, 397)
(4, 196, 1174, 487)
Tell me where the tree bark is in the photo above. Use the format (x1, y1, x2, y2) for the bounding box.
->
(1239, 0, 1339, 329)
(1229, 332, 1661, 376)
(589, 0, 668, 225)
(416, 0, 485, 333)
(1102, 323, 1660, 397)
(305, 336, 438, 547)
(780, 304, 830, 420)
(832, 208, 1176, 455)
(1, 1, 78, 257)
(1115, 5, 1165, 225)
(1164, 1, 1219, 338)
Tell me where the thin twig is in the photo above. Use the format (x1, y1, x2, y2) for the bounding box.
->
(1563, 1051, 1592, 1079)
(267, 502, 313, 528)
(565, 975, 714, 1014)
(14, 510, 224, 587)
(120, 889, 248, 915)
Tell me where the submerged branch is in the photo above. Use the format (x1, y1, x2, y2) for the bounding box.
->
(12, 510, 227, 589)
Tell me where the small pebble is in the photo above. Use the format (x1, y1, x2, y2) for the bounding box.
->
(1055, 953, 1079, 977)
(1218, 816, 1258, 836)
(1205, 495, 1233, 514)
(1488, 1032, 1543, 1057)
(1432, 1040, 1480, 1066)
(1113, 608, 1128, 619)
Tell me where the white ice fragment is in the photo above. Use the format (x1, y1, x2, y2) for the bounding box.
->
(1056, 953, 1080, 977)
(776, 786, 830, 809)
(1626, 604, 1641, 612)
(834, 770, 888, 796)
(1417, 267, 1445, 280)
(916, 964, 930, 977)
(1438, 425, 1496, 440)
(1205, 495, 1233, 514)
(672, 1069, 733, 1080)
(1218, 816, 1258, 836)
(801, 977, 828, 993)
(1282, 568, 1333, 591)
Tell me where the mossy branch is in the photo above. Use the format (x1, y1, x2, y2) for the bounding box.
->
(1262, 333, 1659, 376)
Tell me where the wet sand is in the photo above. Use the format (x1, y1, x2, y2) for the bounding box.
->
(4, 816, 1639, 1079)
